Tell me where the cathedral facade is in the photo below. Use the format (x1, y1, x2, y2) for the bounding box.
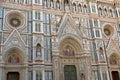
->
(0, 0, 120, 80)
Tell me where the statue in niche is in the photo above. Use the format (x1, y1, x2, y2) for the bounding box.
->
(63, 45, 74, 56)
(36, 44, 41, 57)
(56, 0, 60, 9)
(50, 0, 54, 8)
(64, 0, 69, 11)
(72, 3, 76, 12)
(44, 0, 47, 8)
(8, 54, 19, 64)
(99, 48, 104, 61)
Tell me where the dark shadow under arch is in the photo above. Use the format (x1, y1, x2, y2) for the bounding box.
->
(111, 71, 120, 80)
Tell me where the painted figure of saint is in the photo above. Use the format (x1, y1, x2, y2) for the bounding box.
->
(63, 45, 74, 56)
(8, 55, 20, 63)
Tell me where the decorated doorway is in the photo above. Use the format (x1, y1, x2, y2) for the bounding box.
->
(7, 72, 19, 80)
(64, 65, 77, 80)
(109, 54, 120, 80)
(111, 71, 120, 80)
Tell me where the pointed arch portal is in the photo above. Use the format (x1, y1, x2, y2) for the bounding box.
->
(109, 53, 120, 80)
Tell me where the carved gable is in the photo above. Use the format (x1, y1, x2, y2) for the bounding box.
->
(3, 30, 26, 52)
(57, 14, 81, 38)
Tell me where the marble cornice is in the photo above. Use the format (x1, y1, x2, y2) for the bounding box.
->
(1, 2, 32, 11)
(99, 17, 117, 23)
(88, 13, 99, 19)
(42, 9, 64, 16)
(32, 4, 42, 10)
(97, 0, 115, 5)
(25, 32, 53, 37)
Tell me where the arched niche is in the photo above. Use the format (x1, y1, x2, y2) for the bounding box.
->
(3, 47, 25, 64)
(59, 37, 82, 57)
(62, 44, 75, 56)
(109, 53, 120, 65)
(99, 47, 105, 61)
(36, 43, 41, 56)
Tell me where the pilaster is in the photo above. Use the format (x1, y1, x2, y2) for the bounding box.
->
(33, 70, 36, 80)
(42, 69, 45, 80)
(52, 49, 60, 80)
(83, 53, 92, 80)
(0, 67, 3, 80)
(25, 68, 28, 80)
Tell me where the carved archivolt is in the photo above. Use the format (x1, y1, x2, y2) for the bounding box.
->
(59, 37, 82, 56)
(3, 47, 24, 64)
(109, 53, 120, 65)
(62, 45, 75, 56)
